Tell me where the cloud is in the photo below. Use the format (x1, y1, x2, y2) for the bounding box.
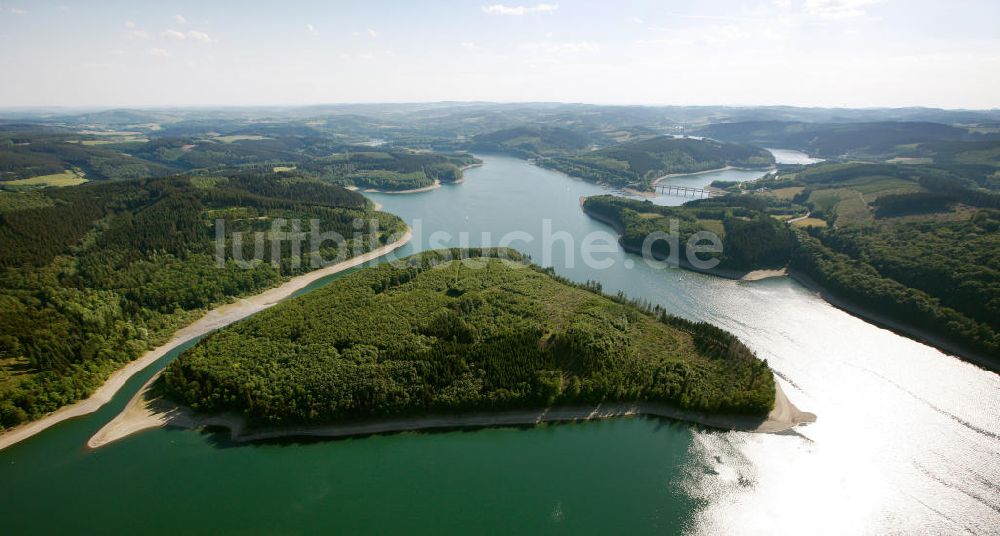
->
(186, 30, 211, 43)
(146, 48, 170, 58)
(161, 29, 212, 43)
(460, 41, 480, 52)
(162, 29, 186, 40)
(802, 0, 881, 19)
(125, 21, 149, 40)
(306, 23, 318, 35)
(519, 41, 600, 54)
(367, 28, 377, 37)
(9, 7, 27, 15)
(352, 28, 378, 37)
(173, 14, 186, 24)
(482, 4, 558, 16)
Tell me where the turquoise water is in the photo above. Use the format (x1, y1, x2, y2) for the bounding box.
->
(1, 153, 997, 534)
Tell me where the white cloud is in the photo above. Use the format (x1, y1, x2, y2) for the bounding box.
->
(306, 23, 318, 35)
(161, 29, 212, 43)
(125, 21, 149, 40)
(802, 0, 881, 19)
(482, 4, 558, 16)
(627, 16, 644, 24)
(460, 41, 480, 52)
(162, 29, 186, 40)
(187, 30, 211, 43)
(146, 48, 170, 58)
(519, 41, 600, 54)
(173, 14, 187, 24)
(352, 28, 378, 38)
(9, 7, 27, 15)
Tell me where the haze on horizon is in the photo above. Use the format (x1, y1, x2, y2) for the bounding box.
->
(1, 0, 998, 110)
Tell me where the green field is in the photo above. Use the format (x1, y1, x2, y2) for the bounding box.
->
(213, 135, 271, 143)
(76, 136, 149, 145)
(3, 171, 88, 187)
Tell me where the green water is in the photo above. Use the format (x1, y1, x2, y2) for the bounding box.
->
(2, 154, 998, 534)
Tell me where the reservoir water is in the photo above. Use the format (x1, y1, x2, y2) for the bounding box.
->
(0, 153, 997, 534)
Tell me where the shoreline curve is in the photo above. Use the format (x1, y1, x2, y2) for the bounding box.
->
(0, 228, 414, 452)
(88, 374, 814, 449)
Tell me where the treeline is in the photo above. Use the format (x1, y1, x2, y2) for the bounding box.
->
(871, 192, 956, 217)
(298, 149, 479, 191)
(0, 132, 172, 181)
(694, 120, 996, 159)
(0, 128, 482, 193)
(790, 227, 999, 359)
(0, 173, 405, 428)
(468, 126, 592, 157)
(538, 136, 774, 190)
(802, 210, 999, 333)
(162, 249, 775, 427)
(582, 195, 794, 272)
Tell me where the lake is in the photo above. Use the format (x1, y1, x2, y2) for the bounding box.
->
(0, 152, 996, 535)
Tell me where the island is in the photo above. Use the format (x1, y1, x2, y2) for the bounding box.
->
(89, 248, 814, 447)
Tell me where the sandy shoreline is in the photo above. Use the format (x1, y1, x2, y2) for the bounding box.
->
(89, 372, 814, 449)
(650, 165, 774, 188)
(788, 269, 997, 371)
(365, 179, 441, 194)
(579, 200, 788, 282)
(0, 228, 413, 452)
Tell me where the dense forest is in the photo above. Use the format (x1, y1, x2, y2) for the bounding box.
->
(538, 136, 774, 190)
(695, 121, 1000, 160)
(790, 213, 999, 359)
(0, 130, 174, 181)
(696, 160, 1000, 363)
(582, 195, 796, 273)
(0, 127, 480, 193)
(297, 149, 479, 191)
(162, 249, 776, 426)
(0, 173, 405, 429)
(467, 126, 593, 157)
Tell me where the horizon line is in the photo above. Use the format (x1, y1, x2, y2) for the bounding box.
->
(1, 101, 999, 113)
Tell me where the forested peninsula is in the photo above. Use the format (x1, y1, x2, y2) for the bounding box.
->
(586, 159, 1000, 367)
(582, 195, 796, 277)
(0, 171, 406, 430)
(538, 136, 775, 191)
(159, 249, 778, 429)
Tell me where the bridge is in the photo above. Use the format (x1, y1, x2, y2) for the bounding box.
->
(654, 184, 716, 198)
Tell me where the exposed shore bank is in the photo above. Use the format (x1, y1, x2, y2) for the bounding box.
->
(0, 228, 414, 452)
(581, 198, 992, 368)
(579, 199, 788, 282)
(89, 372, 814, 449)
(789, 269, 997, 372)
(651, 165, 775, 188)
(365, 179, 441, 194)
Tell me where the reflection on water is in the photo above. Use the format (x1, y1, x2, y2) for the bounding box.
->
(766, 148, 824, 165)
(0, 150, 996, 534)
(370, 152, 1000, 534)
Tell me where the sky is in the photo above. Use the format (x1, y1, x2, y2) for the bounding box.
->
(1, 0, 999, 109)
